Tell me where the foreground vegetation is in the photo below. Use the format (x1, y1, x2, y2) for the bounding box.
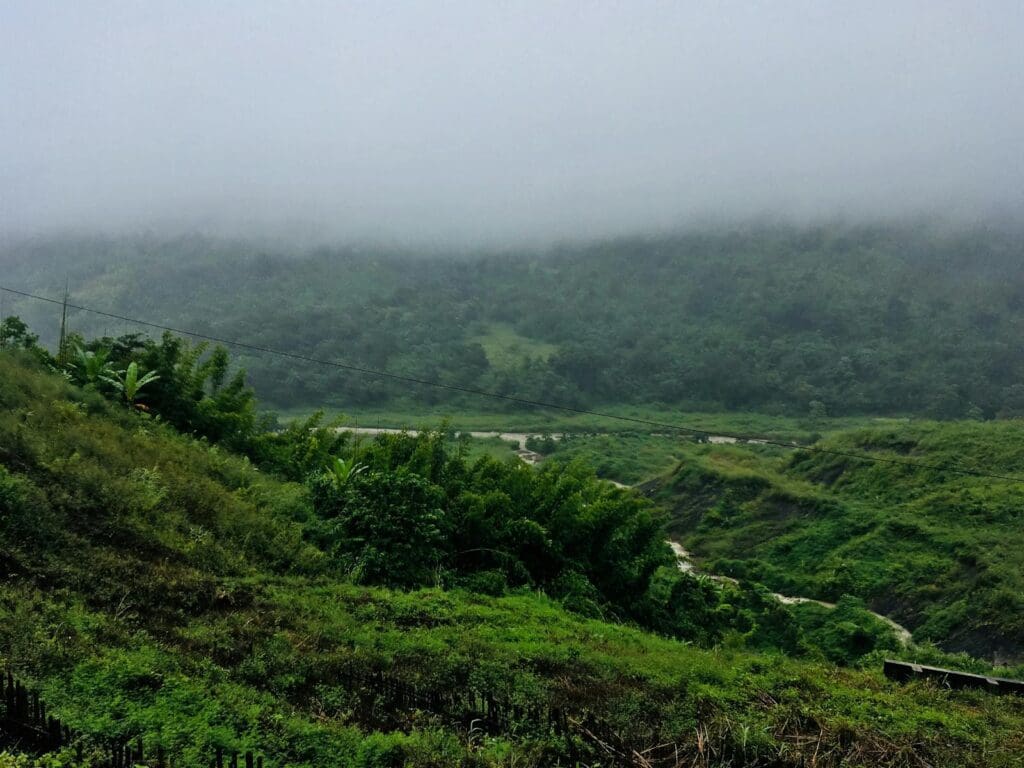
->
(3, 338, 1024, 766)
(4, 222, 1024, 418)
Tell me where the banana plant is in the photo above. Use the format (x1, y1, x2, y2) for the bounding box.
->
(327, 455, 367, 487)
(102, 361, 160, 405)
(71, 344, 116, 387)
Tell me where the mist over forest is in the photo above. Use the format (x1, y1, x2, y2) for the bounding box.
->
(2, 2, 1023, 242)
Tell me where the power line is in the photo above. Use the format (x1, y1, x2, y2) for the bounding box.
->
(2, 283, 1022, 484)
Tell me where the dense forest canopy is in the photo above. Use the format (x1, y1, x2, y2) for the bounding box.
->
(3, 222, 1023, 418)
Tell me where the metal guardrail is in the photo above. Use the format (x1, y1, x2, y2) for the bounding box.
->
(884, 659, 1024, 695)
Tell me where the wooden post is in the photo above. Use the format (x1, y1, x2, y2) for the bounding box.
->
(57, 278, 70, 367)
(4, 671, 13, 718)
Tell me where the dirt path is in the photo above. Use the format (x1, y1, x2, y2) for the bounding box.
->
(668, 541, 913, 645)
(339, 426, 553, 464)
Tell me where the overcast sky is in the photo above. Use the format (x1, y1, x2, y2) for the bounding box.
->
(1, 1, 1022, 243)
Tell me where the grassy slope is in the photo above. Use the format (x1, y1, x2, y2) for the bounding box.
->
(470, 323, 558, 369)
(3, 353, 1024, 766)
(650, 422, 1024, 662)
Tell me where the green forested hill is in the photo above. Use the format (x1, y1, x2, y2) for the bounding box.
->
(649, 420, 1024, 662)
(3, 222, 1024, 417)
(4, 351, 1024, 766)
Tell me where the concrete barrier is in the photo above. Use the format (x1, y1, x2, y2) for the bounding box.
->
(884, 659, 1024, 695)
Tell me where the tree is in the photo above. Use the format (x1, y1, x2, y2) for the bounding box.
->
(0, 316, 39, 351)
(311, 469, 450, 588)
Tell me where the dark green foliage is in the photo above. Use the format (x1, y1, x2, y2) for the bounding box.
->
(0, 316, 41, 351)
(246, 410, 350, 481)
(5, 223, 1024, 417)
(523, 433, 557, 454)
(311, 468, 449, 588)
(791, 596, 903, 665)
(307, 428, 715, 638)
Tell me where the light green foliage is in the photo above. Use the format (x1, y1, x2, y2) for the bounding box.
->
(652, 421, 1024, 661)
(3, 349, 1024, 766)
(69, 344, 116, 389)
(470, 323, 558, 370)
(542, 431, 691, 483)
(325, 455, 367, 487)
(0, 750, 93, 768)
(101, 360, 160, 404)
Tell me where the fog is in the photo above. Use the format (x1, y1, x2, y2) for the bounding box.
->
(2, 1, 1022, 244)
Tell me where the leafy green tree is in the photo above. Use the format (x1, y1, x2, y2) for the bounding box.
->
(0, 316, 51, 365)
(0, 316, 38, 350)
(247, 410, 349, 481)
(311, 468, 450, 588)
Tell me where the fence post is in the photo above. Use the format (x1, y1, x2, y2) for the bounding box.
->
(3, 670, 11, 718)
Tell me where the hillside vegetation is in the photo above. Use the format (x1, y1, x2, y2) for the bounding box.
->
(4, 222, 1024, 418)
(650, 422, 1024, 663)
(3, 348, 1024, 766)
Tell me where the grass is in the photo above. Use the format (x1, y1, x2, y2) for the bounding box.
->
(5, 351, 1024, 766)
(469, 322, 558, 369)
(541, 432, 690, 484)
(650, 421, 1024, 663)
(449, 433, 522, 463)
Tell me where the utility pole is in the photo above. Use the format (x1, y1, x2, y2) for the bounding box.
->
(57, 278, 70, 366)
